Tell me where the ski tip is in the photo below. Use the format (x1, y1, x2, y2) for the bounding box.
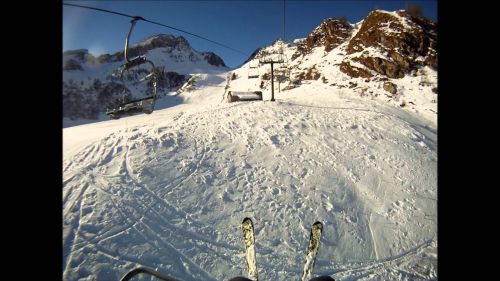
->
(242, 217, 253, 224)
(313, 221, 323, 229)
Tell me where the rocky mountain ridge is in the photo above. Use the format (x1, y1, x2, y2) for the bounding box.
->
(242, 9, 437, 92)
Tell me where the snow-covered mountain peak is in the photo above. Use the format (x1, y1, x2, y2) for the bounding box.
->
(132, 33, 191, 51)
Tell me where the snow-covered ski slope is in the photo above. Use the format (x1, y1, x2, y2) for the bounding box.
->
(63, 71, 437, 281)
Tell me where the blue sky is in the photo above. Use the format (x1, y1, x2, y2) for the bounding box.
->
(63, 0, 437, 68)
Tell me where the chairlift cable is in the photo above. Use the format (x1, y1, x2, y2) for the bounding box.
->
(64, 3, 138, 19)
(283, 0, 286, 42)
(63, 3, 249, 57)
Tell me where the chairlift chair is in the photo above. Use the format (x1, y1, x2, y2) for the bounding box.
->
(275, 67, 290, 82)
(247, 61, 260, 79)
(106, 17, 159, 119)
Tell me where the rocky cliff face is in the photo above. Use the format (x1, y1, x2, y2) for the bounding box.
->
(292, 18, 353, 60)
(342, 10, 437, 78)
(202, 52, 226, 67)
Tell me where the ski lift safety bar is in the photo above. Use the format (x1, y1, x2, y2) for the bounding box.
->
(120, 267, 182, 281)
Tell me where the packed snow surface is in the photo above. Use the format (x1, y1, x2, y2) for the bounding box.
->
(63, 71, 437, 281)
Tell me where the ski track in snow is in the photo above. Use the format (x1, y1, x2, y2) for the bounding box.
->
(63, 72, 437, 281)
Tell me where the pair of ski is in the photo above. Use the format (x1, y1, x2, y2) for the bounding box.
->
(242, 218, 323, 281)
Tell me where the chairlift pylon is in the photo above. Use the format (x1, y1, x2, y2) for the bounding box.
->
(273, 40, 290, 82)
(106, 17, 159, 119)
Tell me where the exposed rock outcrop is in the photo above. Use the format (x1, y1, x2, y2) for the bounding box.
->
(383, 81, 398, 95)
(341, 10, 437, 78)
(292, 18, 353, 60)
(202, 52, 226, 67)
